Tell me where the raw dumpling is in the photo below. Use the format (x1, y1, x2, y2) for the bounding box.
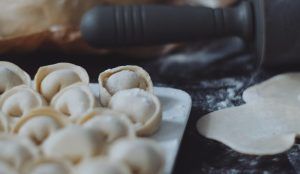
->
(78, 108, 135, 144)
(51, 83, 97, 122)
(109, 88, 162, 136)
(42, 125, 106, 163)
(0, 161, 18, 174)
(22, 158, 73, 174)
(0, 61, 30, 95)
(34, 63, 89, 102)
(0, 111, 9, 132)
(0, 85, 46, 127)
(243, 73, 300, 106)
(108, 138, 164, 174)
(76, 158, 131, 174)
(197, 101, 300, 155)
(0, 134, 39, 169)
(99, 66, 153, 106)
(13, 107, 70, 145)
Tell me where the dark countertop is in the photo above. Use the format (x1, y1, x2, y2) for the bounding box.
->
(3, 39, 300, 174)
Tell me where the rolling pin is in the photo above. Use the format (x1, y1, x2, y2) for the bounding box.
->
(80, 0, 300, 66)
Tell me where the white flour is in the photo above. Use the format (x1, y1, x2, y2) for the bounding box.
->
(193, 77, 247, 112)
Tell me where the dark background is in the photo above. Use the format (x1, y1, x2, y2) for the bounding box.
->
(3, 37, 300, 174)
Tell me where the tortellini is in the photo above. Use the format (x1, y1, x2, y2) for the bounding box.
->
(78, 108, 135, 144)
(0, 61, 31, 95)
(51, 83, 98, 122)
(0, 161, 18, 174)
(0, 111, 9, 132)
(22, 158, 73, 174)
(0, 134, 39, 170)
(76, 158, 131, 174)
(34, 63, 89, 102)
(13, 107, 70, 145)
(108, 138, 164, 174)
(0, 85, 46, 127)
(109, 88, 162, 136)
(42, 125, 106, 163)
(99, 66, 153, 106)
(0, 62, 165, 173)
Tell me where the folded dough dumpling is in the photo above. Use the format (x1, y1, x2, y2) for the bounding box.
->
(0, 134, 39, 170)
(108, 138, 164, 174)
(109, 88, 162, 136)
(22, 158, 73, 174)
(0, 85, 46, 127)
(13, 107, 70, 145)
(51, 83, 97, 122)
(243, 73, 300, 106)
(42, 125, 106, 163)
(34, 63, 89, 102)
(99, 66, 153, 106)
(0, 61, 30, 95)
(78, 108, 135, 144)
(76, 157, 131, 174)
(0, 111, 9, 133)
(0, 161, 18, 174)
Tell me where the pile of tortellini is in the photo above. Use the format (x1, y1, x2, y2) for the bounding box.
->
(0, 61, 164, 174)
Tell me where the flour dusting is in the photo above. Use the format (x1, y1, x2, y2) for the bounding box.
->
(192, 77, 247, 112)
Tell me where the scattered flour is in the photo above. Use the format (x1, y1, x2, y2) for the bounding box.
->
(192, 77, 247, 112)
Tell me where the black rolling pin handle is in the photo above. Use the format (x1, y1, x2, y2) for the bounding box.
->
(80, 2, 253, 48)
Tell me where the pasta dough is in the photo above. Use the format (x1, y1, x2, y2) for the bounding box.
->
(0, 134, 39, 169)
(34, 63, 89, 102)
(243, 73, 300, 105)
(42, 125, 106, 163)
(51, 83, 97, 122)
(109, 88, 162, 136)
(198, 73, 300, 155)
(197, 100, 300, 155)
(108, 138, 164, 174)
(0, 111, 9, 132)
(0, 161, 18, 174)
(76, 158, 131, 174)
(78, 108, 135, 144)
(22, 158, 73, 174)
(0, 62, 165, 173)
(99, 65, 153, 106)
(0, 85, 46, 128)
(13, 107, 70, 145)
(0, 61, 30, 94)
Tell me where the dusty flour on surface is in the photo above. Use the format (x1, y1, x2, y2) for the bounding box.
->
(191, 77, 248, 112)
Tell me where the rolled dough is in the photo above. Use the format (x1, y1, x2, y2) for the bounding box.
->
(197, 73, 300, 155)
(243, 73, 300, 105)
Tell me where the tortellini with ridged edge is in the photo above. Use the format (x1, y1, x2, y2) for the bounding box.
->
(0, 85, 46, 128)
(0, 61, 31, 95)
(22, 158, 74, 174)
(76, 158, 131, 174)
(99, 66, 153, 106)
(0, 111, 9, 132)
(34, 63, 89, 102)
(51, 83, 98, 122)
(0, 134, 39, 170)
(42, 125, 106, 163)
(0, 161, 18, 174)
(108, 138, 164, 174)
(109, 88, 162, 136)
(0, 62, 164, 174)
(13, 107, 70, 145)
(78, 108, 135, 144)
